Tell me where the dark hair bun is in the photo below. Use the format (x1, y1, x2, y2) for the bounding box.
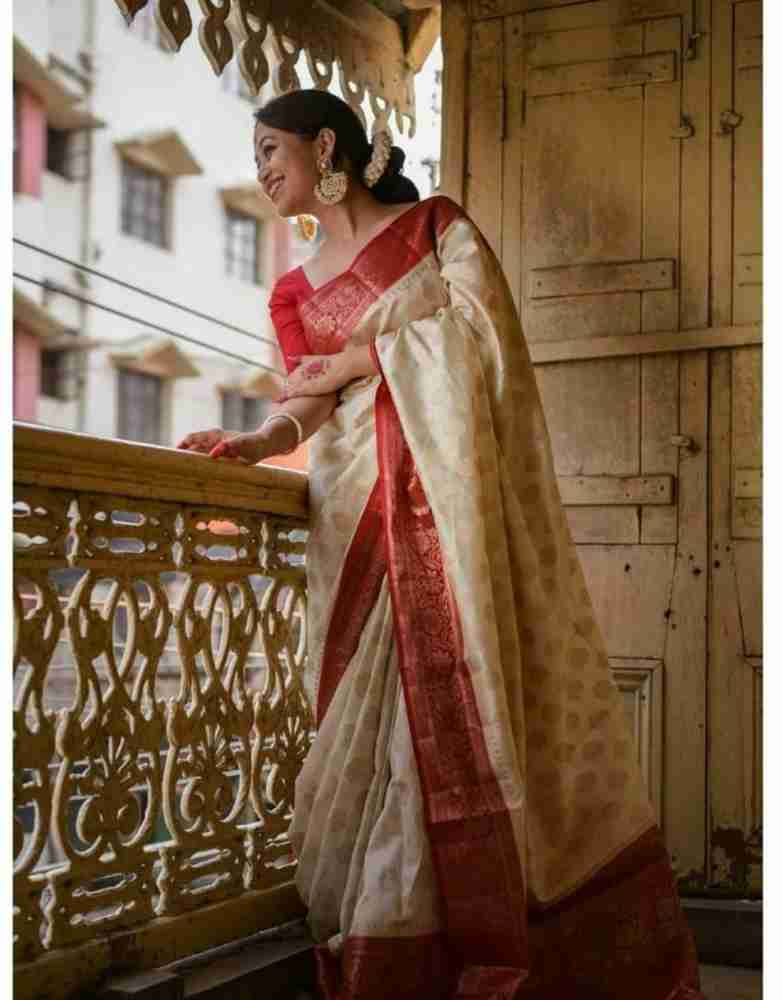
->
(371, 144, 419, 204)
(388, 145, 405, 175)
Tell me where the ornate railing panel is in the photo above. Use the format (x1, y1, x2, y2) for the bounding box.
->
(13, 424, 311, 997)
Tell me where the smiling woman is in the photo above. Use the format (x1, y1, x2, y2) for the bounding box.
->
(176, 89, 705, 1000)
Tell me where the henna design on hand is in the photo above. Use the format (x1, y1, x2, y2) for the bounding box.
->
(302, 359, 328, 380)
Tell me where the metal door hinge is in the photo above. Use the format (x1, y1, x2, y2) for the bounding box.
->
(717, 109, 744, 135)
(500, 82, 507, 142)
(671, 115, 695, 139)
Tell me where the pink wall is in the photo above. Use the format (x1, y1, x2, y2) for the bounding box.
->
(15, 85, 46, 198)
(13, 328, 40, 422)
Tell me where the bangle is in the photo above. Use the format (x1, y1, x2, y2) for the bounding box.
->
(261, 412, 304, 453)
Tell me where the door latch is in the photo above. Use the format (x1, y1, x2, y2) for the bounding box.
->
(717, 109, 744, 135)
(671, 115, 695, 139)
(670, 434, 696, 452)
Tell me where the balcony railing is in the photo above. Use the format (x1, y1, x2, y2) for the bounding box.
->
(13, 422, 311, 1000)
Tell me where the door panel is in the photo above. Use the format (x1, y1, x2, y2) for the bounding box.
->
(733, 1, 762, 325)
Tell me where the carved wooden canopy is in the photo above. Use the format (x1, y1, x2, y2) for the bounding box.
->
(113, 1, 441, 137)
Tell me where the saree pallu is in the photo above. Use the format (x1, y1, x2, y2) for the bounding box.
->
(273, 196, 704, 1000)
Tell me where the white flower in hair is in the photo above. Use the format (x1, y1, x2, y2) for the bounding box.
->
(363, 129, 393, 188)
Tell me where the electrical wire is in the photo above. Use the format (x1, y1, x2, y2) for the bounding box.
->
(13, 236, 278, 349)
(13, 273, 280, 375)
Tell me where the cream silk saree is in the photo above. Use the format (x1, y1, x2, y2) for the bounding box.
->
(269, 195, 704, 1000)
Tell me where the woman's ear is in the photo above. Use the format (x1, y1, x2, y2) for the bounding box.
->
(316, 127, 337, 163)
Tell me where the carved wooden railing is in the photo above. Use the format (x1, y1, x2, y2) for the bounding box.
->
(12, 423, 311, 1000)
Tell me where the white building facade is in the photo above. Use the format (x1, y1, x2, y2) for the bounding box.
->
(12, 1, 442, 458)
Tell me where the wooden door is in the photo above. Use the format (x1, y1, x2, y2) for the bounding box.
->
(443, 0, 763, 897)
(454, 0, 712, 888)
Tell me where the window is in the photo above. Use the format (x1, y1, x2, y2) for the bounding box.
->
(41, 347, 79, 400)
(118, 370, 163, 444)
(221, 390, 269, 432)
(46, 128, 90, 182)
(121, 160, 168, 248)
(225, 211, 263, 284)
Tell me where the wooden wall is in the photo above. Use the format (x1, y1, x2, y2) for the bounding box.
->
(442, 0, 762, 896)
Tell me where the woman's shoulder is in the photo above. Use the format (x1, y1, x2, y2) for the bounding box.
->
(420, 193, 468, 235)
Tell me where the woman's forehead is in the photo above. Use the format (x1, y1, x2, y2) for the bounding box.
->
(254, 123, 286, 144)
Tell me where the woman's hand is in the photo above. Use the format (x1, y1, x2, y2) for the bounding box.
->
(278, 352, 357, 402)
(176, 427, 232, 454)
(176, 428, 273, 465)
(206, 431, 276, 464)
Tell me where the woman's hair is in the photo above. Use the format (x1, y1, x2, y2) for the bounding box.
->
(253, 89, 419, 205)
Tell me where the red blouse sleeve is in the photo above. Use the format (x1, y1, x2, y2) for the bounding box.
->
(269, 274, 311, 374)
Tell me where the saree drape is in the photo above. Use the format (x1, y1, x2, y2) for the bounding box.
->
(270, 195, 704, 1000)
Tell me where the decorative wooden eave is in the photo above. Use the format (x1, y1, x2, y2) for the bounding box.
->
(220, 183, 278, 222)
(13, 37, 106, 131)
(111, 335, 202, 378)
(114, 1, 443, 137)
(115, 129, 203, 178)
(13, 289, 69, 341)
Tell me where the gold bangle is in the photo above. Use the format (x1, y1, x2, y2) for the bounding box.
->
(260, 412, 304, 453)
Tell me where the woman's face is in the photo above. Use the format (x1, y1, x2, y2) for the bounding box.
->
(254, 122, 333, 217)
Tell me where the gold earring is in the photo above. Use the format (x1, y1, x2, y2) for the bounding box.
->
(314, 156, 348, 205)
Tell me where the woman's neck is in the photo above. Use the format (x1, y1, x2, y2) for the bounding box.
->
(312, 186, 390, 246)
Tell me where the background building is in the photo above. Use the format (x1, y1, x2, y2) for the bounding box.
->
(12, 1, 442, 471)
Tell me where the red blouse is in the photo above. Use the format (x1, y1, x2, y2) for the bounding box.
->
(268, 195, 463, 373)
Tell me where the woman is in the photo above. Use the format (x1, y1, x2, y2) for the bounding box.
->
(177, 90, 704, 1000)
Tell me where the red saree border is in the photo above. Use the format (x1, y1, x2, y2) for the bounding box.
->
(374, 377, 528, 992)
(314, 829, 703, 1000)
(317, 477, 386, 725)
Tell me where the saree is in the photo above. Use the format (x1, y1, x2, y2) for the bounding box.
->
(269, 195, 704, 1000)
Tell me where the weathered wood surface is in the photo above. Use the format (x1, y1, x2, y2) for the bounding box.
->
(641, 353, 679, 544)
(661, 351, 708, 883)
(642, 17, 681, 335)
(535, 357, 640, 476)
(501, 13, 525, 310)
(679, 0, 711, 330)
(528, 51, 676, 97)
(13, 423, 309, 519)
(711, 0, 734, 328)
(610, 657, 664, 821)
(708, 350, 762, 894)
(529, 260, 674, 299)
(529, 323, 762, 364)
(558, 474, 673, 506)
(577, 544, 675, 659)
(731, 346, 762, 539)
(440, 0, 470, 203)
(733, 2, 763, 325)
(465, 17, 504, 255)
